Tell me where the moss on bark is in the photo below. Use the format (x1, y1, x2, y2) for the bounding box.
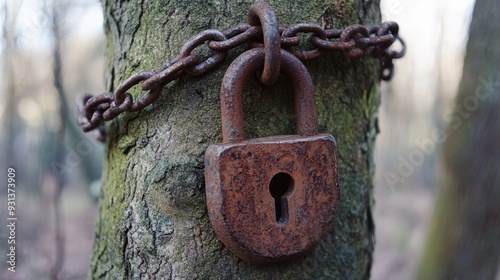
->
(91, 0, 382, 278)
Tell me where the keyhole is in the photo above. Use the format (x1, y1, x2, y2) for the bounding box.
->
(269, 172, 294, 224)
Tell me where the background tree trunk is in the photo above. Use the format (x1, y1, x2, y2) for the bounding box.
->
(91, 0, 382, 278)
(1, 0, 18, 181)
(417, 0, 500, 278)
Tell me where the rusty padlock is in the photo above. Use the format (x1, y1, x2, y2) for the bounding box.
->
(205, 48, 340, 263)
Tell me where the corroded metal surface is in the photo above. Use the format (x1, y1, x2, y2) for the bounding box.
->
(205, 135, 340, 263)
(219, 48, 317, 143)
(247, 1, 281, 85)
(77, 0, 405, 141)
(205, 48, 340, 263)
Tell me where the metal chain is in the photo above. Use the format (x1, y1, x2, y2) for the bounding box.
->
(77, 21, 405, 142)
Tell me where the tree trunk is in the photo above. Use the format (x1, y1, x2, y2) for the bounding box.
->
(2, 1, 17, 177)
(417, 0, 500, 278)
(91, 0, 382, 278)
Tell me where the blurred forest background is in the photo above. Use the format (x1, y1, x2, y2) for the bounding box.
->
(0, 0, 497, 279)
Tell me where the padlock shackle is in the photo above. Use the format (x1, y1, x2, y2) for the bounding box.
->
(220, 48, 318, 143)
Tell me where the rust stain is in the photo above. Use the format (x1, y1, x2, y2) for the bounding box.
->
(205, 48, 341, 263)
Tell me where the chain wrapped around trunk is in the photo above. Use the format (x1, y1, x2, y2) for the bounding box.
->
(77, 11, 405, 142)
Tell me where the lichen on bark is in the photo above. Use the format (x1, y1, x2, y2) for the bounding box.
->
(91, 0, 382, 279)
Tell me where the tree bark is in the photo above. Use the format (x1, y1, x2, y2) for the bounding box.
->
(417, 0, 500, 278)
(91, 0, 382, 278)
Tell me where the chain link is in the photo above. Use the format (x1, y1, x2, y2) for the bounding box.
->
(77, 21, 405, 142)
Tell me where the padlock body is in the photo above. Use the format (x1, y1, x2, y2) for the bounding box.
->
(205, 134, 340, 263)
